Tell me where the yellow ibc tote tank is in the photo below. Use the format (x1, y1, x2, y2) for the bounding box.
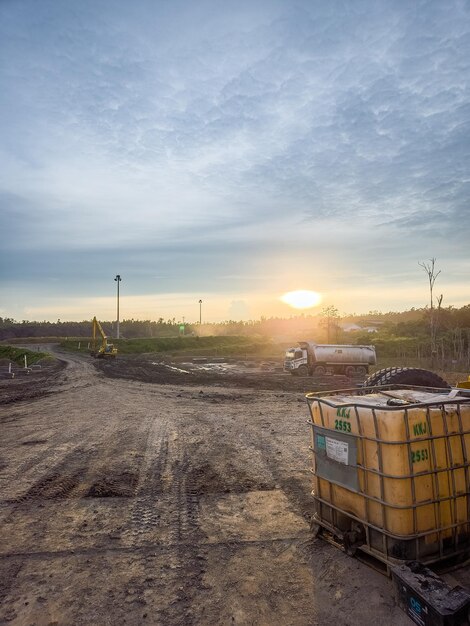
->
(307, 386, 470, 568)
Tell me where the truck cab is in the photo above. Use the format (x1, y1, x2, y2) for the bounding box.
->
(284, 347, 309, 375)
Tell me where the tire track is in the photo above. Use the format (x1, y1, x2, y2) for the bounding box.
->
(158, 433, 207, 626)
(4, 447, 97, 504)
(125, 416, 170, 543)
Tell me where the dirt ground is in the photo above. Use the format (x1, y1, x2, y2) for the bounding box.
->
(1, 347, 467, 626)
(93, 353, 360, 393)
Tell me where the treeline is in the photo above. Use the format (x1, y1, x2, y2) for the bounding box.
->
(344, 305, 470, 328)
(0, 316, 322, 340)
(0, 318, 187, 340)
(348, 306, 470, 369)
(1, 304, 470, 355)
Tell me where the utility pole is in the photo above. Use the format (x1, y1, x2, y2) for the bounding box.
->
(199, 299, 202, 325)
(114, 274, 121, 339)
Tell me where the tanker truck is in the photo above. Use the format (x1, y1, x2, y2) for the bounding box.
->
(284, 342, 376, 377)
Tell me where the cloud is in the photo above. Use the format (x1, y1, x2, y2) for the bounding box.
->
(227, 300, 251, 320)
(0, 0, 469, 318)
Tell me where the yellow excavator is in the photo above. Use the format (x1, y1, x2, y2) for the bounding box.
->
(90, 317, 118, 358)
(457, 376, 470, 389)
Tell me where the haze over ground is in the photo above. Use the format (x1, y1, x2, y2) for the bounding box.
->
(1, 0, 469, 322)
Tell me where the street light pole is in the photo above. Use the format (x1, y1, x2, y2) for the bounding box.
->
(114, 275, 121, 339)
(199, 299, 202, 325)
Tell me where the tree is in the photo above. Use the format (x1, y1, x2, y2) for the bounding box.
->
(321, 305, 340, 343)
(419, 258, 443, 367)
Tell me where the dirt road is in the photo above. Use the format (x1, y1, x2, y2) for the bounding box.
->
(0, 348, 413, 625)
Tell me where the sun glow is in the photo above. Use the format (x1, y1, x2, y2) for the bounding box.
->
(280, 290, 322, 309)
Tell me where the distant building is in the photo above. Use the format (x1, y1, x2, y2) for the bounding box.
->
(341, 323, 363, 332)
(341, 323, 378, 333)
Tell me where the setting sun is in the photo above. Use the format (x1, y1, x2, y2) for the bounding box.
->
(280, 290, 322, 309)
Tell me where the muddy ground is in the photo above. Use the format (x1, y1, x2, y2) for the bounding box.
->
(1, 347, 468, 625)
(94, 353, 358, 393)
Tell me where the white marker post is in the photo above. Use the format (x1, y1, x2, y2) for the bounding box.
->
(24, 355, 27, 369)
(8, 362, 11, 374)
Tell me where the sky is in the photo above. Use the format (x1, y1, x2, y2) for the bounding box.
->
(0, 0, 469, 322)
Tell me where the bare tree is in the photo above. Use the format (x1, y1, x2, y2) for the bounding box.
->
(419, 258, 443, 368)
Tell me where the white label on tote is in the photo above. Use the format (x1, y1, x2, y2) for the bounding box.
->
(325, 437, 349, 465)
